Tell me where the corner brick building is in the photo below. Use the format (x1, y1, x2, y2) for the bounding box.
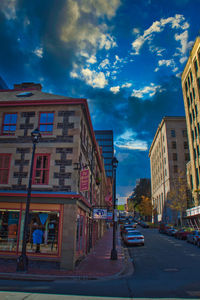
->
(0, 83, 110, 270)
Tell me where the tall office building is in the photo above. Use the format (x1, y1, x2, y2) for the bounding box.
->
(181, 36, 200, 227)
(149, 117, 189, 223)
(94, 130, 114, 178)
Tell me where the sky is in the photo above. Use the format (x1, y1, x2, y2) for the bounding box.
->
(0, 0, 200, 205)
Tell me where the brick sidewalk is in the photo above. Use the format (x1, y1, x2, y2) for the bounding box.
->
(0, 228, 128, 280)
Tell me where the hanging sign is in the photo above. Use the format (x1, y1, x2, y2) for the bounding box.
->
(93, 208, 107, 220)
(80, 169, 90, 191)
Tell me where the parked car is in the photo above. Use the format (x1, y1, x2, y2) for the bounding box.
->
(166, 227, 177, 236)
(174, 229, 190, 240)
(158, 223, 171, 234)
(120, 224, 136, 236)
(123, 231, 144, 246)
(139, 221, 149, 228)
(187, 230, 200, 245)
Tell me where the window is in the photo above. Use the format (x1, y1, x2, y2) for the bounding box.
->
(174, 165, 178, 173)
(185, 153, 190, 161)
(2, 113, 17, 135)
(0, 210, 19, 252)
(194, 59, 198, 73)
(184, 141, 188, 149)
(33, 154, 50, 185)
(172, 141, 176, 149)
(39, 112, 54, 135)
(171, 129, 176, 137)
(193, 88, 196, 100)
(185, 81, 188, 92)
(173, 153, 178, 161)
(182, 130, 187, 137)
(0, 154, 11, 184)
(190, 71, 193, 83)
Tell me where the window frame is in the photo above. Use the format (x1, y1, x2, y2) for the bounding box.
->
(32, 154, 50, 185)
(1, 113, 18, 136)
(0, 154, 11, 184)
(38, 112, 54, 135)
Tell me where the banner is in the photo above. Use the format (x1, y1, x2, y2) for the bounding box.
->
(80, 169, 90, 191)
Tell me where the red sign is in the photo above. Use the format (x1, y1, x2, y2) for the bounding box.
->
(80, 169, 90, 191)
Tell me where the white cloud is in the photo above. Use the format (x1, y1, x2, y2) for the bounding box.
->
(87, 55, 97, 64)
(122, 83, 132, 88)
(110, 86, 120, 93)
(115, 129, 148, 151)
(33, 47, 43, 58)
(132, 28, 140, 35)
(99, 58, 110, 69)
(158, 59, 175, 67)
(131, 14, 190, 55)
(80, 0, 121, 19)
(81, 68, 108, 88)
(131, 83, 162, 98)
(1, 0, 17, 20)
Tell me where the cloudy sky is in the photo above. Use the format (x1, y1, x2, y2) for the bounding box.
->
(0, 0, 200, 204)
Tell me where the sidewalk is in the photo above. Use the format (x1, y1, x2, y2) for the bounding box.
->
(0, 228, 133, 281)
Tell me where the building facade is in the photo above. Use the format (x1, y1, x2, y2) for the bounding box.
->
(149, 117, 189, 223)
(94, 130, 114, 178)
(181, 36, 200, 227)
(0, 83, 110, 270)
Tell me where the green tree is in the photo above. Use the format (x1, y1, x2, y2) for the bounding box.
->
(168, 170, 189, 227)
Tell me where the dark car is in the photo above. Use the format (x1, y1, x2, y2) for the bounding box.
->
(187, 230, 200, 245)
(174, 229, 190, 240)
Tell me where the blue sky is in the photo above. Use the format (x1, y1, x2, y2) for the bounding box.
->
(0, 0, 200, 204)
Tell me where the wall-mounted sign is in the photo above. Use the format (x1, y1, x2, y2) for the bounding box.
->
(93, 208, 107, 220)
(80, 169, 90, 191)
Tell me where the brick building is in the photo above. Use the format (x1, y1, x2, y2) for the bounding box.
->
(0, 83, 110, 270)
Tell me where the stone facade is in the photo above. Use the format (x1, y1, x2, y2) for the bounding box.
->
(149, 117, 189, 223)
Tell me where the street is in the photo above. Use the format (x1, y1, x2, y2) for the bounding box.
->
(0, 227, 200, 299)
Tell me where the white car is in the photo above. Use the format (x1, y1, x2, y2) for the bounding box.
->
(123, 231, 144, 246)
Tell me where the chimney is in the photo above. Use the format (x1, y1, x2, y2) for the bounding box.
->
(14, 82, 42, 91)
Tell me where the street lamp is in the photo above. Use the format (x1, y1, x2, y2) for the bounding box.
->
(110, 156, 118, 260)
(17, 128, 41, 272)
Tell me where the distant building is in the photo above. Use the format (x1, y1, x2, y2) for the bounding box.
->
(149, 117, 189, 223)
(94, 130, 114, 178)
(181, 36, 200, 227)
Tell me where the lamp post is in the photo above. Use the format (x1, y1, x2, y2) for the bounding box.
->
(110, 156, 118, 260)
(17, 128, 41, 272)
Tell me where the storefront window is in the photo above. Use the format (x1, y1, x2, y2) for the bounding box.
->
(0, 210, 19, 252)
(18, 211, 59, 255)
(76, 214, 85, 252)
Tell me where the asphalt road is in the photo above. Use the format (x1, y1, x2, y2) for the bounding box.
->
(0, 227, 200, 299)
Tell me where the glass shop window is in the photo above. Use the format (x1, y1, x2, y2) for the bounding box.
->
(0, 210, 19, 252)
(18, 211, 60, 255)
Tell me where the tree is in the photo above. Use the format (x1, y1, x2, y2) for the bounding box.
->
(128, 178, 151, 209)
(138, 195, 152, 220)
(168, 169, 189, 227)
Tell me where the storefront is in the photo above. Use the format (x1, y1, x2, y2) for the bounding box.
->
(0, 202, 62, 257)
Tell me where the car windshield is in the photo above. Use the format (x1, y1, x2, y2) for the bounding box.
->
(127, 232, 141, 236)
